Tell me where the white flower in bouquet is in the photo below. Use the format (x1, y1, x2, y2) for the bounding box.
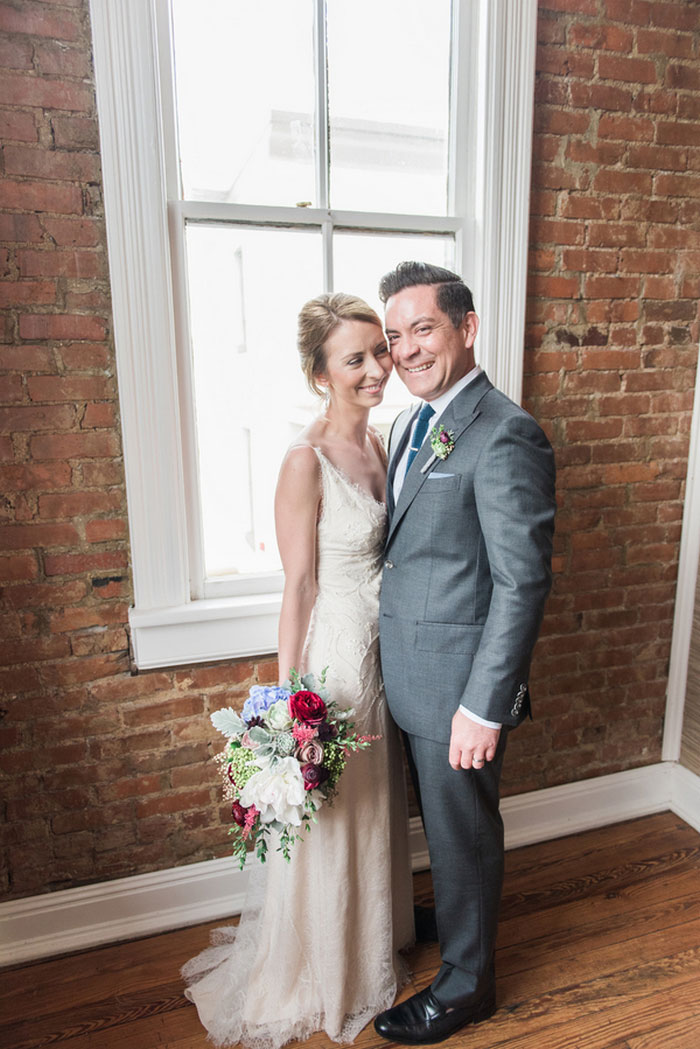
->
(239, 757, 306, 826)
(264, 699, 293, 732)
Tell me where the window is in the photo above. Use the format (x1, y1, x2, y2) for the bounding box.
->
(90, 0, 538, 668)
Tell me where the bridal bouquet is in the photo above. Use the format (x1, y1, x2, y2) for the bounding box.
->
(211, 669, 377, 868)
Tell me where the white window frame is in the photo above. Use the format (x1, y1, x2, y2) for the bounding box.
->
(89, 0, 538, 669)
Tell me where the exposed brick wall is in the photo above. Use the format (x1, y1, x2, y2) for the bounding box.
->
(508, 0, 700, 794)
(1, 0, 699, 901)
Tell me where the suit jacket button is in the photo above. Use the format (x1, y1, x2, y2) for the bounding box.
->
(384, 560, 394, 569)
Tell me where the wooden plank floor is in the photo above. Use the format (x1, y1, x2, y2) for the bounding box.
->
(2, 812, 699, 1049)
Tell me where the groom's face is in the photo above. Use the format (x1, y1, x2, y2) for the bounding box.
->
(384, 284, 478, 402)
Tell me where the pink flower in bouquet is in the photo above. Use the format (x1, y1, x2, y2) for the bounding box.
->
(298, 739, 324, 765)
(292, 723, 317, 744)
(242, 805, 259, 840)
(241, 729, 259, 750)
(288, 690, 327, 726)
(301, 762, 330, 792)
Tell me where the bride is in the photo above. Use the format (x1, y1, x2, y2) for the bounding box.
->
(182, 292, 414, 1048)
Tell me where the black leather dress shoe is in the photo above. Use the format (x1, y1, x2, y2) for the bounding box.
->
(413, 904, 438, 943)
(374, 986, 496, 1045)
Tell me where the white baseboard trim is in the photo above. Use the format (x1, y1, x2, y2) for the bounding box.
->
(2, 761, 698, 968)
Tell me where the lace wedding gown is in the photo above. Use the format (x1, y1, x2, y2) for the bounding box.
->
(182, 447, 414, 1048)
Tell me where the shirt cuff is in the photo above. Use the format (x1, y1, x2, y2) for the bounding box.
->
(458, 705, 502, 730)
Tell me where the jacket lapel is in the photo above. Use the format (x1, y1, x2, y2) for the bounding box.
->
(386, 405, 418, 516)
(386, 372, 493, 547)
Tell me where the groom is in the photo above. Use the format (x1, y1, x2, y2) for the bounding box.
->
(375, 262, 556, 1043)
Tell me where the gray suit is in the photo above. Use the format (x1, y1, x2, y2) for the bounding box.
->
(379, 370, 556, 1006)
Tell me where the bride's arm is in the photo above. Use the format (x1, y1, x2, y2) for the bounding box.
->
(274, 445, 322, 684)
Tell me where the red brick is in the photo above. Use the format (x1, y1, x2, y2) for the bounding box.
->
(637, 27, 695, 58)
(666, 63, 700, 92)
(34, 41, 92, 78)
(4, 146, 101, 182)
(50, 604, 128, 633)
(628, 143, 689, 170)
(537, 49, 595, 79)
(0, 403, 74, 432)
(0, 552, 39, 582)
(598, 113, 655, 141)
(529, 274, 581, 298)
(41, 218, 102, 248)
(0, 107, 37, 142)
(570, 82, 634, 113)
(85, 518, 127, 543)
(50, 115, 99, 151)
(562, 249, 619, 274)
(566, 139, 625, 166)
(599, 54, 658, 84)
(0, 280, 56, 306)
(135, 789, 212, 820)
(604, 0, 652, 26)
(18, 314, 108, 341)
(39, 489, 123, 519)
(39, 652, 129, 686)
(534, 108, 591, 136)
(0, 71, 91, 111)
(43, 550, 128, 576)
(81, 403, 116, 429)
(18, 249, 104, 279)
(0, 636, 70, 667)
(123, 695, 204, 729)
(0, 179, 82, 215)
(678, 95, 700, 121)
(569, 23, 634, 51)
(2, 579, 87, 610)
(30, 430, 120, 459)
(588, 223, 646, 248)
(650, 2, 700, 31)
(58, 343, 111, 370)
(0, 522, 80, 550)
(0, 462, 71, 490)
(592, 169, 653, 195)
(0, 3, 81, 40)
(540, 0, 598, 12)
(530, 218, 586, 245)
(566, 418, 624, 441)
(583, 276, 640, 299)
(27, 375, 111, 402)
(655, 173, 700, 198)
(0, 344, 55, 371)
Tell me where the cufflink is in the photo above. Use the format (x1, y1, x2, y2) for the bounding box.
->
(511, 682, 528, 717)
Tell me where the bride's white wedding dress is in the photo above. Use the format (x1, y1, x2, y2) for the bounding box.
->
(182, 447, 414, 1048)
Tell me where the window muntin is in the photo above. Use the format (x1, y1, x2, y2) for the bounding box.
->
(168, 0, 460, 594)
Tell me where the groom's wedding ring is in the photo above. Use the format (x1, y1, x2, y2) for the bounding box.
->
(472, 758, 485, 766)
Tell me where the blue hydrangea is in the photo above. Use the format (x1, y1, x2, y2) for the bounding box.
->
(242, 685, 291, 723)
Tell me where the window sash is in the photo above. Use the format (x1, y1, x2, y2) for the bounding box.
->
(89, 0, 538, 669)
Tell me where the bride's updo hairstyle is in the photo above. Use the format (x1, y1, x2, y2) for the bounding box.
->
(298, 292, 383, 396)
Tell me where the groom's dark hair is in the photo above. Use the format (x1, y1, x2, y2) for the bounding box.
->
(378, 261, 475, 330)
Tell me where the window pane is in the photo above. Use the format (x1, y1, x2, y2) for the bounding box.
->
(185, 224, 323, 578)
(333, 230, 455, 424)
(327, 0, 452, 215)
(172, 0, 316, 206)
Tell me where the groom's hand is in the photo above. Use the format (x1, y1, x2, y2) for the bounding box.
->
(449, 711, 500, 771)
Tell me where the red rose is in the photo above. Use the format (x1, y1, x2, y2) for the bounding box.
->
(231, 801, 247, 826)
(300, 762, 330, 792)
(288, 690, 327, 725)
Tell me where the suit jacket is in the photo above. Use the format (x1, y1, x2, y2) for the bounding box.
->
(379, 370, 556, 745)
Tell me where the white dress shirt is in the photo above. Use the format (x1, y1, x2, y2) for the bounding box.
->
(391, 365, 501, 731)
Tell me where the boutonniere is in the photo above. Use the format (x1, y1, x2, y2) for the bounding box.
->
(421, 423, 456, 473)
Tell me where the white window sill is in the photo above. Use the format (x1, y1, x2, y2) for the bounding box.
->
(129, 594, 281, 670)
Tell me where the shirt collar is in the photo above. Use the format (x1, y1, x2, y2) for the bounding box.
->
(427, 365, 482, 420)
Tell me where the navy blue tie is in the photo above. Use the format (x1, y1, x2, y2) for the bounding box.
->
(405, 403, 435, 477)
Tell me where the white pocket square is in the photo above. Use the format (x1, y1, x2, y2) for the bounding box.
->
(427, 472, 455, 478)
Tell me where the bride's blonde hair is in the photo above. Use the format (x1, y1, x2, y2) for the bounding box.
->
(297, 292, 383, 397)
